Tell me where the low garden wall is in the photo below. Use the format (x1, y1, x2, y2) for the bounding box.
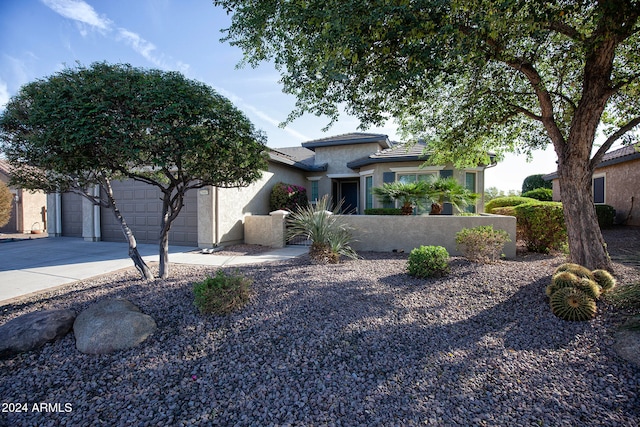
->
(244, 211, 517, 258)
(340, 214, 516, 258)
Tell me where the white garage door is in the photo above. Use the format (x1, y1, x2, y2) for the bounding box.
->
(61, 192, 83, 237)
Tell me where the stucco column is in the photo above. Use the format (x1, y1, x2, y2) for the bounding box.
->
(46, 193, 62, 237)
(197, 186, 216, 248)
(82, 187, 100, 242)
(269, 209, 290, 248)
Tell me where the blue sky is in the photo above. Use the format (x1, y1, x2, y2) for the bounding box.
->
(0, 0, 560, 192)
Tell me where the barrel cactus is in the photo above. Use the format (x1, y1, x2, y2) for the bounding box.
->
(592, 269, 616, 292)
(554, 263, 595, 281)
(574, 277, 602, 300)
(550, 287, 597, 322)
(546, 271, 580, 297)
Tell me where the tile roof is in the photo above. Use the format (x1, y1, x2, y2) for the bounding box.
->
(346, 141, 430, 168)
(0, 158, 12, 178)
(301, 132, 392, 150)
(543, 143, 640, 180)
(268, 148, 327, 172)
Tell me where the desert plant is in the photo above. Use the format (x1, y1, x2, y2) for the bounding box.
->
(270, 182, 309, 212)
(484, 196, 539, 213)
(0, 181, 12, 228)
(455, 225, 510, 263)
(372, 181, 430, 215)
(407, 245, 450, 278)
(522, 187, 553, 201)
(549, 287, 597, 321)
(287, 195, 358, 263)
(424, 177, 479, 215)
(592, 269, 616, 292)
(193, 270, 252, 315)
(606, 282, 640, 313)
(546, 271, 581, 297)
(554, 263, 595, 280)
(574, 277, 602, 300)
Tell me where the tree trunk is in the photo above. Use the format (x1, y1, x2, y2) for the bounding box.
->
(430, 203, 442, 215)
(557, 153, 613, 272)
(103, 180, 154, 280)
(158, 206, 171, 279)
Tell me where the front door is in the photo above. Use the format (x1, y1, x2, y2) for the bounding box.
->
(340, 182, 358, 214)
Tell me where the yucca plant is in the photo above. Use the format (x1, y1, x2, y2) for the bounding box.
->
(287, 195, 359, 263)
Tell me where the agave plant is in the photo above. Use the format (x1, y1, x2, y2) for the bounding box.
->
(425, 177, 479, 215)
(287, 195, 359, 263)
(372, 181, 430, 215)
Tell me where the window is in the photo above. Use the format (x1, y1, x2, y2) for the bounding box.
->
(397, 173, 436, 214)
(593, 175, 605, 204)
(365, 176, 373, 210)
(465, 172, 477, 213)
(310, 181, 319, 203)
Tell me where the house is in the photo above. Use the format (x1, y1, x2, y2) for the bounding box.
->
(543, 143, 640, 226)
(45, 133, 495, 247)
(0, 159, 48, 234)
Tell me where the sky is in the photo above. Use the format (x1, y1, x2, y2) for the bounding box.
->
(0, 0, 561, 193)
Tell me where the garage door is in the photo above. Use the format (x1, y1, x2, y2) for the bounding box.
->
(100, 179, 198, 246)
(61, 192, 83, 237)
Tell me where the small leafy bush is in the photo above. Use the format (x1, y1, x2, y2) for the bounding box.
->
(193, 270, 252, 315)
(522, 174, 552, 193)
(269, 182, 308, 212)
(522, 188, 553, 201)
(514, 202, 567, 253)
(456, 225, 510, 263)
(595, 204, 615, 228)
(364, 208, 403, 215)
(484, 196, 539, 213)
(407, 245, 450, 278)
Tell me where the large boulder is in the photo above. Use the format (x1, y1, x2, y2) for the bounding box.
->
(0, 309, 76, 359)
(73, 299, 156, 354)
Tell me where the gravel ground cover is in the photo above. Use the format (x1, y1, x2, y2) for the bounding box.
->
(1, 232, 640, 426)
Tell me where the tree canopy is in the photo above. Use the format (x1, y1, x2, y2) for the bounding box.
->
(215, 0, 640, 270)
(0, 62, 268, 278)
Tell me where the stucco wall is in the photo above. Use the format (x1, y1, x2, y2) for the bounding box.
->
(198, 162, 307, 247)
(550, 157, 640, 226)
(342, 214, 516, 257)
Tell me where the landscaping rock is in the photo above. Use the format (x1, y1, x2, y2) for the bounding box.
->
(73, 299, 156, 354)
(613, 327, 640, 368)
(0, 309, 76, 359)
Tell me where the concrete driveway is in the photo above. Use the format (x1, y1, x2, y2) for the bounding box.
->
(0, 237, 307, 305)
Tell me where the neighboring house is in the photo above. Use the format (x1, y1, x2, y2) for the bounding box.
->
(0, 159, 48, 234)
(46, 133, 495, 247)
(543, 143, 640, 226)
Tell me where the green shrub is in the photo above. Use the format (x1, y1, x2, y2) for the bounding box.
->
(455, 225, 510, 263)
(522, 188, 553, 201)
(407, 245, 450, 278)
(484, 196, 539, 213)
(269, 182, 308, 212)
(522, 174, 552, 193)
(595, 204, 615, 228)
(193, 270, 252, 315)
(513, 202, 567, 253)
(364, 208, 403, 215)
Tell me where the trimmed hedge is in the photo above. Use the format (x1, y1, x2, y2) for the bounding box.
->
(522, 188, 553, 201)
(484, 196, 539, 213)
(364, 208, 403, 215)
(513, 202, 567, 253)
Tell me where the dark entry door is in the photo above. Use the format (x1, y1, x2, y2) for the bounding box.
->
(340, 182, 358, 214)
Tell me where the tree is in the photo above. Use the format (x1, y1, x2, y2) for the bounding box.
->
(215, 0, 640, 270)
(0, 181, 12, 228)
(0, 62, 268, 278)
(522, 174, 553, 193)
(372, 181, 430, 215)
(425, 177, 479, 215)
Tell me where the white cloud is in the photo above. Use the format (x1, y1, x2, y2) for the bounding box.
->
(116, 28, 167, 69)
(0, 80, 10, 111)
(41, 0, 112, 32)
